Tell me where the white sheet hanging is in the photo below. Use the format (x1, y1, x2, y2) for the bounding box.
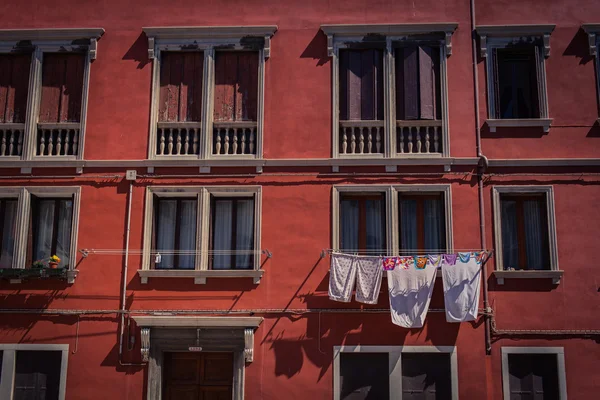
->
(442, 252, 482, 323)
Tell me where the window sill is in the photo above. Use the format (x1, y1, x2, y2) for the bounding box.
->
(493, 270, 563, 285)
(138, 269, 264, 284)
(0, 268, 78, 284)
(486, 118, 553, 133)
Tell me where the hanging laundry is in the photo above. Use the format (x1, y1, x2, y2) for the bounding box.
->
(442, 253, 457, 266)
(355, 256, 383, 304)
(428, 254, 442, 269)
(329, 253, 358, 303)
(441, 252, 482, 323)
(387, 256, 438, 328)
(382, 257, 397, 271)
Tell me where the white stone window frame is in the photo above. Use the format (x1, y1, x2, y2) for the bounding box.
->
(476, 25, 555, 133)
(143, 26, 277, 161)
(139, 185, 263, 284)
(0, 28, 104, 162)
(320, 23, 457, 159)
(501, 347, 567, 400)
(492, 185, 562, 284)
(0, 186, 81, 284)
(331, 184, 453, 256)
(0, 343, 69, 399)
(333, 345, 459, 400)
(582, 24, 600, 124)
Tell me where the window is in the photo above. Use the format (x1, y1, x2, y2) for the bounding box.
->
(492, 186, 561, 284)
(582, 24, 600, 120)
(0, 198, 18, 268)
(501, 347, 567, 400)
(477, 25, 554, 132)
(339, 193, 386, 255)
(28, 197, 74, 269)
(140, 186, 263, 284)
(0, 344, 69, 400)
(332, 185, 452, 257)
(144, 26, 277, 160)
(399, 193, 446, 254)
(0, 29, 103, 161)
(321, 24, 456, 158)
(333, 346, 458, 400)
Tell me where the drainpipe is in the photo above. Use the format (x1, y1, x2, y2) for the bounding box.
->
(470, 0, 492, 355)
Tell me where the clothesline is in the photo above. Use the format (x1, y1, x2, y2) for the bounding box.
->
(79, 249, 273, 257)
(320, 248, 493, 258)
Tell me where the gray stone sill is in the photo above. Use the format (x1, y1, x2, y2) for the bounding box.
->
(486, 118, 553, 133)
(138, 269, 264, 285)
(493, 270, 563, 285)
(7, 269, 78, 284)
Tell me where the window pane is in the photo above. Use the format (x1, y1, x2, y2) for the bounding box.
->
(0, 199, 18, 268)
(501, 198, 520, 270)
(340, 198, 359, 252)
(339, 49, 384, 121)
(212, 199, 233, 269)
(178, 199, 197, 269)
(14, 350, 62, 400)
(497, 48, 538, 119)
(365, 199, 385, 252)
(401, 353, 452, 399)
(235, 199, 255, 269)
(156, 199, 177, 269)
(508, 354, 559, 400)
(33, 200, 56, 262)
(423, 197, 445, 252)
(55, 199, 73, 268)
(523, 199, 550, 270)
(399, 198, 418, 253)
(340, 352, 389, 400)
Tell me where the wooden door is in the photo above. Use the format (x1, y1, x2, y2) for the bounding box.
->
(163, 352, 233, 400)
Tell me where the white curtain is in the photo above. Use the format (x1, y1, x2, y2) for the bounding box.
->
(523, 200, 547, 270)
(235, 199, 254, 269)
(156, 200, 176, 269)
(0, 200, 17, 268)
(400, 198, 417, 254)
(33, 199, 55, 263)
(212, 200, 233, 270)
(423, 198, 444, 251)
(178, 200, 197, 269)
(365, 199, 384, 254)
(55, 199, 73, 267)
(501, 199, 519, 269)
(340, 199, 359, 251)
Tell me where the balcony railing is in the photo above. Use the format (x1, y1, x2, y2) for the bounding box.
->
(213, 121, 257, 156)
(396, 120, 443, 155)
(37, 123, 80, 157)
(0, 123, 24, 157)
(156, 122, 202, 156)
(339, 120, 384, 156)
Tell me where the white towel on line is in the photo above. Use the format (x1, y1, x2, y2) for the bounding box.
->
(328, 253, 358, 302)
(442, 252, 482, 323)
(355, 256, 383, 304)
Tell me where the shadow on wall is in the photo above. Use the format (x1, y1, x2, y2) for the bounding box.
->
(300, 30, 330, 67)
(562, 28, 594, 65)
(123, 32, 151, 69)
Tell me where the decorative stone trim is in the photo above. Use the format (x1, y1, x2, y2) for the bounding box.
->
(582, 24, 600, 56)
(244, 328, 255, 362)
(486, 118, 553, 133)
(140, 327, 150, 362)
(0, 28, 104, 43)
(476, 25, 555, 58)
(493, 270, 564, 285)
(137, 269, 265, 285)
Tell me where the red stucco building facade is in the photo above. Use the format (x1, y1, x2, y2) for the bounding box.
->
(0, 0, 599, 398)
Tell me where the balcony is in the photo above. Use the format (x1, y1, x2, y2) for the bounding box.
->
(36, 123, 80, 157)
(0, 123, 24, 157)
(396, 120, 443, 156)
(156, 122, 202, 157)
(212, 121, 258, 157)
(339, 120, 384, 156)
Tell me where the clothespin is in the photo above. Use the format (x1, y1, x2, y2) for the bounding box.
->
(155, 253, 161, 264)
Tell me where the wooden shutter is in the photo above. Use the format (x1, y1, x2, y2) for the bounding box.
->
(339, 49, 384, 121)
(14, 350, 62, 400)
(339, 352, 390, 400)
(401, 353, 452, 399)
(213, 51, 258, 122)
(159, 52, 204, 122)
(39, 53, 85, 123)
(508, 354, 559, 400)
(396, 45, 440, 120)
(0, 54, 31, 123)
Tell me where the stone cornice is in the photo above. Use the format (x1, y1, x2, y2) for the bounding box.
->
(0, 28, 104, 42)
(476, 24, 555, 57)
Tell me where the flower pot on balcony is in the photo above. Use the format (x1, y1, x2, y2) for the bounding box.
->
(49, 262, 59, 269)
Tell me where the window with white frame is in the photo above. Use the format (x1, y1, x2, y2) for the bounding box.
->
(332, 185, 453, 256)
(140, 186, 262, 283)
(321, 24, 457, 158)
(333, 346, 459, 400)
(0, 344, 69, 400)
(0, 29, 103, 160)
(476, 25, 555, 133)
(0, 187, 80, 277)
(501, 347, 567, 400)
(582, 24, 600, 119)
(143, 26, 276, 159)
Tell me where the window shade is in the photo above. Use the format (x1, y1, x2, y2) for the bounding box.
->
(213, 52, 259, 122)
(159, 52, 204, 122)
(39, 54, 85, 123)
(339, 49, 384, 121)
(0, 54, 31, 124)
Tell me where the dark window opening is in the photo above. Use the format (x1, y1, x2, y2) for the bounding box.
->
(14, 350, 62, 400)
(0, 198, 18, 268)
(500, 194, 550, 270)
(494, 47, 540, 119)
(401, 353, 452, 399)
(507, 353, 560, 400)
(339, 352, 390, 400)
(340, 193, 386, 255)
(399, 194, 446, 255)
(153, 197, 197, 270)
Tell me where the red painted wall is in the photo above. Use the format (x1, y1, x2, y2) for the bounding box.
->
(0, 0, 599, 399)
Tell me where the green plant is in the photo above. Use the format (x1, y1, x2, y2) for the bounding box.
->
(32, 260, 45, 269)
